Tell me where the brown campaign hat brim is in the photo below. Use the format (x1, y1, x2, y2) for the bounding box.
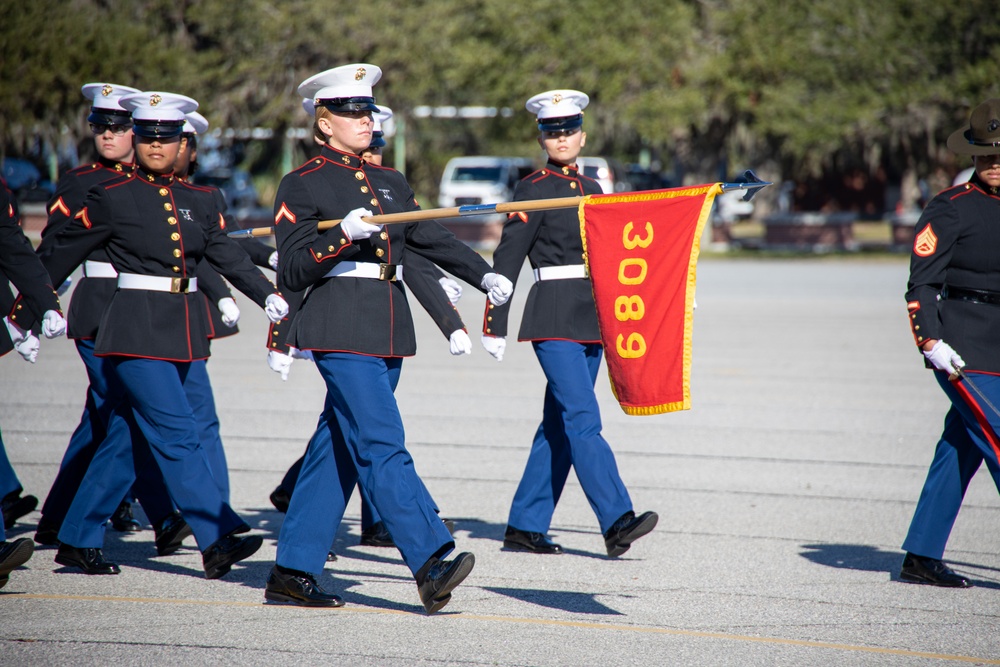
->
(947, 126, 1000, 156)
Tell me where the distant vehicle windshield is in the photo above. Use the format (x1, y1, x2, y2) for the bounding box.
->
(453, 167, 503, 182)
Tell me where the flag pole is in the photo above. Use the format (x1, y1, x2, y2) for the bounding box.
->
(228, 171, 771, 239)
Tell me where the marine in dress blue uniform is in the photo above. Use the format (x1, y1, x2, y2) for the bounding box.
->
(482, 90, 658, 557)
(267, 103, 467, 550)
(33, 82, 175, 545)
(24, 91, 288, 578)
(263, 64, 512, 612)
(899, 99, 1000, 588)
(0, 177, 67, 589)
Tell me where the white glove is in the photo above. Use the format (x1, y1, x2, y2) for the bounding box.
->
(5, 318, 40, 363)
(289, 346, 313, 361)
(264, 294, 289, 323)
(923, 340, 965, 375)
(439, 277, 463, 306)
(267, 349, 293, 381)
(42, 310, 66, 338)
(218, 297, 240, 328)
(449, 329, 472, 355)
(481, 334, 506, 362)
(481, 273, 513, 306)
(268, 251, 279, 271)
(339, 208, 379, 241)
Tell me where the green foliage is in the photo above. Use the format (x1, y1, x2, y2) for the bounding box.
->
(4, 0, 1000, 210)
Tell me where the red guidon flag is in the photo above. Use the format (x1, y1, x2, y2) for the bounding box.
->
(579, 184, 720, 415)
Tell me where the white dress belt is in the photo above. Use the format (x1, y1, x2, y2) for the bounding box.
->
(532, 264, 588, 282)
(324, 261, 403, 282)
(83, 261, 119, 278)
(117, 273, 198, 293)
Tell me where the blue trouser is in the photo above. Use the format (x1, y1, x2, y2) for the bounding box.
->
(58, 358, 244, 551)
(281, 451, 384, 530)
(902, 370, 1000, 559)
(186, 359, 230, 503)
(508, 340, 632, 535)
(0, 428, 23, 542)
(276, 353, 452, 576)
(40, 339, 174, 527)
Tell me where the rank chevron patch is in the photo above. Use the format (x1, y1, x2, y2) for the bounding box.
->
(914, 224, 937, 257)
(275, 203, 296, 225)
(49, 196, 70, 217)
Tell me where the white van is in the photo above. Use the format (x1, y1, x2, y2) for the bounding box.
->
(437, 156, 535, 209)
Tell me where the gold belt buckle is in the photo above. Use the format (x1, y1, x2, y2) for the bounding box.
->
(170, 277, 189, 293)
(378, 264, 396, 281)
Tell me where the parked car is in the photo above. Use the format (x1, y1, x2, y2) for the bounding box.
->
(2, 157, 55, 203)
(625, 164, 673, 192)
(191, 168, 259, 209)
(437, 156, 534, 209)
(576, 156, 632, 194)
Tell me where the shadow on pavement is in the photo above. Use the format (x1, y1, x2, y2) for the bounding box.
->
(799, 542, 1000, 590)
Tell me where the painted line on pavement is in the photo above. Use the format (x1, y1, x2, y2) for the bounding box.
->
(8, 593, 998, 664)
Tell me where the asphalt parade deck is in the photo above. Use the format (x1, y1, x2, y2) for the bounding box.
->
(1, 257, 997, 666)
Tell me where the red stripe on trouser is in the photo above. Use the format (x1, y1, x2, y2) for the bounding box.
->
(954, 380, 1000, 464)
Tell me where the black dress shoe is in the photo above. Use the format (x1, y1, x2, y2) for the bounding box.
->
(416, 552, 475, 614)
(55, 544, 120, 575)
(202, 533, 263, 579)
(265, 565, 345, 607)
(0, 538, 35, 589)
(269, 488, 291, 513)
(359, 521, 395, 547)
(503, 526, 563, 554)
(2, 491, 38, 530)
(899, 552, 972, 588)
(109, 500, 142, 532)
(603, 510, 658, 557)
(327, 551, 338, 562)
(154, 512, 193, 556)
(34, 516, 60, 546)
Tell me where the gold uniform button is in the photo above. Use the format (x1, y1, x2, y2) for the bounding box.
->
(379, 231, 388, 240)
(914, 325, 920, 330)
(488, 303, 494, 309)
(355, 172, 365, 181)
(170, 232, 180, 241)
(328, 245, 335, 251)
(272, 342, 278, 347)
(173, 249, 182, 258)
(315, 159, 322, 164)
(172, 266, 181, 273)
(360, 186, 369, 193)
(570, 182, 578, 189)
(159, 188, 168, 196)
(541, 170, 547, 175)
(370, 198, 378, 206)
(168, 216, 177, 225)
(164, 203, 173, 211)
(917, 336, 924, 342)
(562, 166, 569, 175)
(339, 238, 347, 245)
(486, 328, 492, 333)
(16, 304, 22, 310)
(375, 248, 385, 258)
(316, 252, 323, 258)
(487, 316, 493, 321)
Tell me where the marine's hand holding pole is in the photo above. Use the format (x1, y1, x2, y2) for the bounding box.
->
(268, 251, 279, 271)
(482, 273, 513, 306)
(449, 329, 472, 356)
(218, 297, 240, 328)
(264, 294, 289, 323)
(923, 339, 966, 377)
(482, 335, 506, 362)
(339, 207, 379, 241)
